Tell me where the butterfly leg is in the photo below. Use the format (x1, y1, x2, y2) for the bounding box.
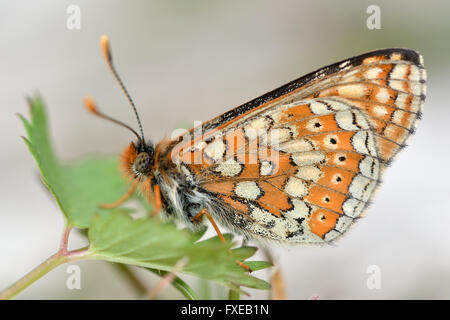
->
(142, 178, 162, 216)
(192, 208, 252, 273)
(100, 180, 138, 209)
(150, 184, 162, 216)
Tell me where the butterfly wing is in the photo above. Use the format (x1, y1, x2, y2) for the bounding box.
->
(172, 49, 426, 244)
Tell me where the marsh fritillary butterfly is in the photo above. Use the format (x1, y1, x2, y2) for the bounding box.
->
(87, 37, 426, 248)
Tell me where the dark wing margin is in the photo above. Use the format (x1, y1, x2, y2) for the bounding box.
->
(202, 48, 424, 132)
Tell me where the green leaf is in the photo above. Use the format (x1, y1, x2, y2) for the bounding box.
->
(88, 212, 270, 290)
(244, 261, 273, 271)
(20, 96, 132, 228)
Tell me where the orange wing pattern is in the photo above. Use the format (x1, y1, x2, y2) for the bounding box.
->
(171, 49, 426, 243)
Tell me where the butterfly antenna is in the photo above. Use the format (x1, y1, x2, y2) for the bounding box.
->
(84, 97, 142, 142)
(100, 35, 145, 143)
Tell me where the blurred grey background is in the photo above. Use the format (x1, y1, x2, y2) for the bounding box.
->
(1, 0, 450, 299)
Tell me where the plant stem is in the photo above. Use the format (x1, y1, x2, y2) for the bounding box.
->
(263, 247, 286, 300)
(228, 289, 240, 300)
(147, 257, 188, 300)
(58, 225, 72, 254)
(0, 226, 90, 300)
(112, 263, 147, 296)
(147, 268, 200, 300)
(0, 252, 66, 300)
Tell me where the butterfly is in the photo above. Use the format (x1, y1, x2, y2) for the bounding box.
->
(86, 36, 426, 249)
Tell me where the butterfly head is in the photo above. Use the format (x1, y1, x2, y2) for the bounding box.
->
(121, 140, 155, 179)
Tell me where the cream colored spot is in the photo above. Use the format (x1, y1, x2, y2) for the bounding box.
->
(260, 160, 274, 176)
(285, 177, 308, 198)
(342, 198, 365, 218)
(392, 110, 405, 125)
(204, 138, 225, 162)
(359, 156, 380, 179)
(325, 98, 351, 111)
(409, 65, 421, 81)
(249, 206, 276, 226)
(266, 128, 291, 145)
(321, 98, 351, 112)
(272, 218, 299, 239)
(296, 166, 322, 182)
(286, 199, 310, 220)
(280, 123, 299, 139)
(373, 105, 388, 117)
(390, 53, 402, 61)
(249, 206, 296, 240)
(334, 216, 353, 233)
(351, 131, 377, 156)
(390, 64, 408, 80)
(388, 79, 405, 92)
(410, 82, 422, 96)
(335, 110, 358, 130)
(291, 151, 325, 166)
(411, 95, 422, 112)
(395, 92, 408, 110)
(235, 181, 261, 200)
(331, 173, 343, 185)
(244, 117, 270, 140)
(365, 67, 383, 79)
(277, 139, 315, 153)
(310, 101, 332, 115)
(349, 175, 376, 202)
(376, 87, 391, 103)
(215, 158, 242, 177)
(323, 134, 339, 150)
(306, 118, 323, 133)
(337, 84, 366, 98)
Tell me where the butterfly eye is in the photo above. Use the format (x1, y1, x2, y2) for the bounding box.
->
(134, 152, 151, 175)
